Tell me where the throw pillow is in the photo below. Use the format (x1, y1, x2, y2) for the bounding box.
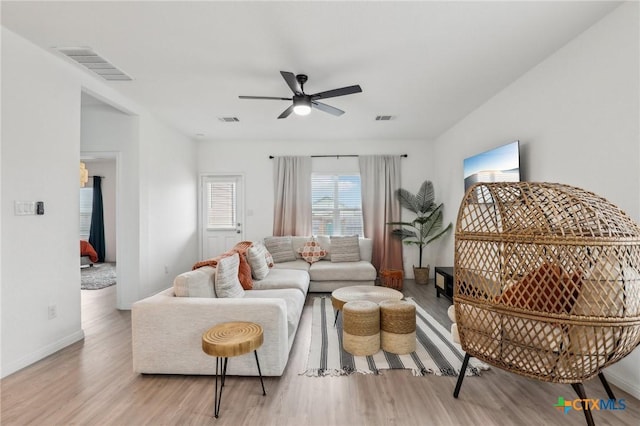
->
(173, 266, 216, 298)
(264, 236, 297, 263)
(298, 237, 327, 264)
(330, 235, 361, 263)
(247, 243, 270, 280)
(265, 249, 275, 268)
(499, 263, 582, 314)
(214, 253, 245, 298)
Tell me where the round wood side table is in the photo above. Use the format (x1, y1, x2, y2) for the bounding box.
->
(202, 321, 266, 418)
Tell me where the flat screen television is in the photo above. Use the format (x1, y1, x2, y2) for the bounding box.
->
(463, 140, 520, 192)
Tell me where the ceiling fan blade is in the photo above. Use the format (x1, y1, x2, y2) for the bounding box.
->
(280, 71, 302, 94)
(278, 104, 295, 119)
(311, 85, 362, 100)
(312, 101, 345, 116)
(239, 96, 292, 100)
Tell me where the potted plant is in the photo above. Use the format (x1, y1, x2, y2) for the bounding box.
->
(387, 180, 452, 285)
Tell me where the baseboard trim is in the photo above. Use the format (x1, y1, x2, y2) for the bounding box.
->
(605, 370, 640, 400)
(1, 329, 85, 379)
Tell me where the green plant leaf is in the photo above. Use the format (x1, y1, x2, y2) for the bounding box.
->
(415, 180, 435, 214)
(396, 188, 419, 213)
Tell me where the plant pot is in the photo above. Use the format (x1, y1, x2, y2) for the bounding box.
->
(413, 265, 430, 285)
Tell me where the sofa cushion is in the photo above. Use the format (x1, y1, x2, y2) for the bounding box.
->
(330, 235, 361, 262)
(272, 259, 310, 272)
(214, 254, 245, 298)
(309, 260, 377, 281)
(244, 288, 305, 338)
(252, 268, 310, 295)
(247, 242, 270, 280)
(173, 266, 216, 298)
(297, 237, 327, 264)
(264, 236, 297, 263)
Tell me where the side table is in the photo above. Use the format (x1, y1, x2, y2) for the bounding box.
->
(202, 321, 266, 418)
(435, 267, 454, 302)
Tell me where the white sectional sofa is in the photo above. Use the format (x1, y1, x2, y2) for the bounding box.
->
(267, 236, 377, 292)
(131, 236, 376, 377)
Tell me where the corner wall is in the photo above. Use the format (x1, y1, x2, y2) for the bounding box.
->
(431, 3, 640, 398)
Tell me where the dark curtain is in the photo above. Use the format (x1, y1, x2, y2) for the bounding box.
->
(89, 176, 106, 263)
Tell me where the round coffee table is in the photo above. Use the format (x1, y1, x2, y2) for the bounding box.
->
(331, 285, 404, 326)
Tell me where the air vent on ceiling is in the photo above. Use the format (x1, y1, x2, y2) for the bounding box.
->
(55, 47, 132, 81)
(375, 115, 395, 121)
(218, 117, 240, 122)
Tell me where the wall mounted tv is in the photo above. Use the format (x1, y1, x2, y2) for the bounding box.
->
(463, 140, 521, 192)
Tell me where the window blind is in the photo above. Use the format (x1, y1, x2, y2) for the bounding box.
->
(207, 181, 236, 229)
(312, 173, 363, 236)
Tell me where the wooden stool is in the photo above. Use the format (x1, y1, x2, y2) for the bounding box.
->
(380, 300, 416, 354)
(202, 322, 266, 418)
(343, 301, 380, 356)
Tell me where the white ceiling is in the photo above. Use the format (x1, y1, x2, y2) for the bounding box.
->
(2, 1, 621, 141)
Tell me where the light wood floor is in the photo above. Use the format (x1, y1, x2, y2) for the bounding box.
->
(1, 280, 638, 426)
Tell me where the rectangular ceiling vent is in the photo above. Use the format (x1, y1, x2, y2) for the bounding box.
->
(218, 117, 240, 122)
(375, 115, 395, 121)
(55, 47, 132, 81)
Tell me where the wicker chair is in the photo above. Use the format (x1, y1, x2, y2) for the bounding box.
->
(452, 182, 640, 426)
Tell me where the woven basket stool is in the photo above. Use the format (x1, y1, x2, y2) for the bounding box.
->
(380, 300, 416, 354)
(343, 301, 380, 356)
(202, 322, 266, 418)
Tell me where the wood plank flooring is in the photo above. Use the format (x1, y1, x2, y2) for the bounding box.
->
(1, 280, 638, 425)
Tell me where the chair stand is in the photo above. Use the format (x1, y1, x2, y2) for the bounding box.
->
(453, 353, 615, 426)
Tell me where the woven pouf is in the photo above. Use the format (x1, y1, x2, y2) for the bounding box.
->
(343, 301, 380, 356)
(380, 300, 416, 354)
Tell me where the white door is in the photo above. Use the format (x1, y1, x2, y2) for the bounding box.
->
(200, 175, 244, 259)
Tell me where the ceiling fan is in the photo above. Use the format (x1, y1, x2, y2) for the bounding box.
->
(239, 71, 362, 119)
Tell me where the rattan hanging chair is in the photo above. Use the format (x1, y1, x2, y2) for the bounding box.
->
(452, 182, 640, 426)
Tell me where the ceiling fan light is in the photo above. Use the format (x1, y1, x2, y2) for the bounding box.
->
(293, 97, 312, 116)
(293, 104, 311, 116)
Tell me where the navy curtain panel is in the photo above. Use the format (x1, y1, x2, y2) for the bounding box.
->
(89, 176, 106, 263)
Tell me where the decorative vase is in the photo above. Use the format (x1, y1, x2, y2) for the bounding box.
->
(413, 265, 430, 285)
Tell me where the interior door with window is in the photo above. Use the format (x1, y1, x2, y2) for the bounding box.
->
(201, 175, 244, 259)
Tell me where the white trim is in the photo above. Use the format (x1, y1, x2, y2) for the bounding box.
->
(1, 330, 85, 378)
(604, 370, 640, 400)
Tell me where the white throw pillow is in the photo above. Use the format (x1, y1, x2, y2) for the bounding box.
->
(264, 236, 297, 263)
(247, 243, 270, 280)
(330, 235, 361, 262)
(214, 254, 245, 298)
(173, 266, 216, 298)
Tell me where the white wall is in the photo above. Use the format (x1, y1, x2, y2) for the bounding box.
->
(197, 138, 439, 275)
(2, 27, 84, 377)
(138, 116, 198, 299)
(2, 27, 199, 376)
(83, 160, 117, 262)
(431, 3, 640, 398)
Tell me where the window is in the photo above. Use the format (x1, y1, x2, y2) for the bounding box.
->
(79, 188, 93, 239)
(206, 180, 236, 229)
(312, 173, 363, 236)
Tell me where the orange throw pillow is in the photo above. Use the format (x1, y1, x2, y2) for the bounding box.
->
(499, 263, 582, 314)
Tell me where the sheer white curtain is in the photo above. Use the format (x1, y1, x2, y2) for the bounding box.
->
(359, 155, 403, 272)
(273, 156, 312, 236)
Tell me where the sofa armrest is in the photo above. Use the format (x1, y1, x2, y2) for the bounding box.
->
(132, 289, 290, 376)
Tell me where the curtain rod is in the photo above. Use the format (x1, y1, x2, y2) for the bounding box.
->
(268, 154, 408, 159)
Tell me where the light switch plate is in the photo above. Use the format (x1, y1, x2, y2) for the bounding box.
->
(14, 201, 36, 215)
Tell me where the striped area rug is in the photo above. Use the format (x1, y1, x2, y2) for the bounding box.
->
(302, 296, 489, 377)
